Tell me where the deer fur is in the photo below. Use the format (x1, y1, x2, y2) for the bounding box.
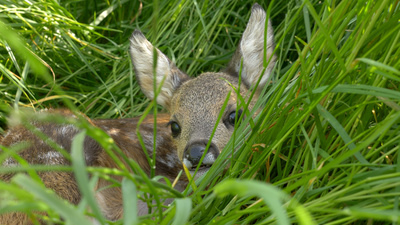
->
(0, 3, 276, 224)
(0, 109, 183, 223)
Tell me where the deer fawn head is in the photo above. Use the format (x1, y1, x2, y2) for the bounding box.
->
(129, 4, 276, 178)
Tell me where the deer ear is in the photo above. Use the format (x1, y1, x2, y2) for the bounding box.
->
(129, 30, 189, 109)
(226, 3, 276, 90)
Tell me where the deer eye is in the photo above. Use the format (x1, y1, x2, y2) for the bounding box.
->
(227, 109, 243, 127)
(169, 121, 181, 138)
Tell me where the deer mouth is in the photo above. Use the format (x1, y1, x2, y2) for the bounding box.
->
(183, 153, 215, 179)
(187, 164, 212, 179)
(189, 163, 212, 172)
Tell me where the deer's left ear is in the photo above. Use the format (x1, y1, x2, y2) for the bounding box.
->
(129, 30, 189, 109)
(226, 3, 276, 90)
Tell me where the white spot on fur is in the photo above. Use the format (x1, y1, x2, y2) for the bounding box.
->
(109, 128, 119, 135)
(10, 133, 21, 142)
(59, 124, 78, 135)
(2, 157, 18, 167)
(38, 151, 63, 165)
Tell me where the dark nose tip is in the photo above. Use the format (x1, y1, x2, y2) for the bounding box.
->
(184, 141, 219, 166)
(187, 144, 205, 165)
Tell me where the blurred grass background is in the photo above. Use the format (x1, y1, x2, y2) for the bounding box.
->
(1, 0, 400, 224)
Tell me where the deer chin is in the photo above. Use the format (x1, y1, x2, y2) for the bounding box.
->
(189, 166, 211, 179)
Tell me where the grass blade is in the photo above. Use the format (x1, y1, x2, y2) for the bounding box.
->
(172, 198, 192, 225)
(122, 178, 138, 225)
(71, 131, 106, 224)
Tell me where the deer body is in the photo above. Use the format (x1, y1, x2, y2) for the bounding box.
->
(0, 110, 182, 223)
(0, 3, 275, 224)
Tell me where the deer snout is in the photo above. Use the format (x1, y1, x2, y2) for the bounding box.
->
(183, 141, 219, 171)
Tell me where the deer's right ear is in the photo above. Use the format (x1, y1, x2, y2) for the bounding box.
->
(226, 3, 276, 91)
(129, 30, 189, 109)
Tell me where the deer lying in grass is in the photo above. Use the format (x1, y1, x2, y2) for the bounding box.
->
(0, 109, 183, 222)
(0, 3, 276, 224)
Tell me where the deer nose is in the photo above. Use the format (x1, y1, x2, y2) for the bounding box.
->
(183, 141, 219, 168)
(187, 144, 204, 165)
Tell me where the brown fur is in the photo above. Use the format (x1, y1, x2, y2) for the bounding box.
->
(0, 110, 183, 224)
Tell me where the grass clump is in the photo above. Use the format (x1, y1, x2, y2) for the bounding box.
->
(1, 0, 400, 224)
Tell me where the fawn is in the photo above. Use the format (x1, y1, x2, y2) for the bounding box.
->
(0, 3, 276, 224)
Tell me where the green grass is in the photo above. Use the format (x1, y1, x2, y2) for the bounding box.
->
(1, 0, 400, 224)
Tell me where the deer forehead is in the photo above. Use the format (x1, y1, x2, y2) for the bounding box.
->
(171, 72, 242, 113)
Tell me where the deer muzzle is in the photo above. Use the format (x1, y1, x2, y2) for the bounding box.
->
(182, 141, 219, 177)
